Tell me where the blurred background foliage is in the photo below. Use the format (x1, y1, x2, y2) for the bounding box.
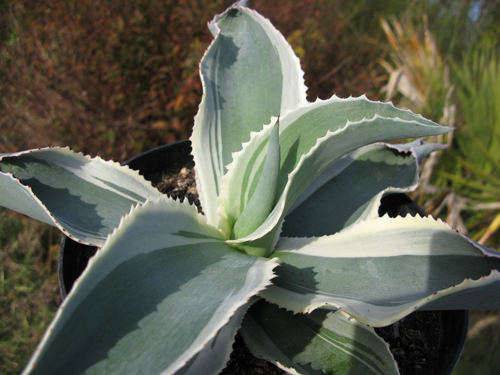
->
(437, 47, 500, 247)
(1, 0, 500, 374)
(378, 0, 500, 252)
(0, 0, 228, 160)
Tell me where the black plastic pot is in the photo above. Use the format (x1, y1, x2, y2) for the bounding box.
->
(58, 140, 469, 375)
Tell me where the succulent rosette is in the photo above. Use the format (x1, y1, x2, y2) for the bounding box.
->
(1, 3, 499, 375)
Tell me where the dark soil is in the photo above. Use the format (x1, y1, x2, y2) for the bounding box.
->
(375, 311, 443, 375)
(221, 333, 286, 375)
(155, 166, 202, 212)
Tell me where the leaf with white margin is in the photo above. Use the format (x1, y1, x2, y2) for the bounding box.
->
(174, 300, 254, 375)
(233, 122, 280, 239)
(218, 120, 277, 237)
(22, 198, 278, 375)
(224, 99, 452, 254)
(261, 215, 500, 327)
(268, 97, 447, 200)
(240, 300, 399, 375)
(191, 4, 307, 231)
(282, 140, 445, 237)
(0, 147, 159, 246)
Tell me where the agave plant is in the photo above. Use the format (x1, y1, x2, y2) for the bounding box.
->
(2, 3, 500, 375)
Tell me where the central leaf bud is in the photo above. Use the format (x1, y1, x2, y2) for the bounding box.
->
(232, 121, 281, 241)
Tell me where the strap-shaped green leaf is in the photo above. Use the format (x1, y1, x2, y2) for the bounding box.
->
(191, 5, 307, 230)
(0, 147, 159, 246)
(241, 300, 399, 375)
(276, 105, 449, 225)
(232, 122, 280, 241)
(224, 98, 452, 255)
(276, 96, 446, 194)
(261, 215, 500, 327)
(22, 198, 278, 375)
(282, 141, 445, 237)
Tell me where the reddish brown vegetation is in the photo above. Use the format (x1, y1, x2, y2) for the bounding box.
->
(0, 0, 387, 162)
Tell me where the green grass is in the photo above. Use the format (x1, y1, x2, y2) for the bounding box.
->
(0, 207, 61, 375)
(452, 310, 500, 375)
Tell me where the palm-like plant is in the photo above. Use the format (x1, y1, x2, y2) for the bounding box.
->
(436, 47, 500, 247)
